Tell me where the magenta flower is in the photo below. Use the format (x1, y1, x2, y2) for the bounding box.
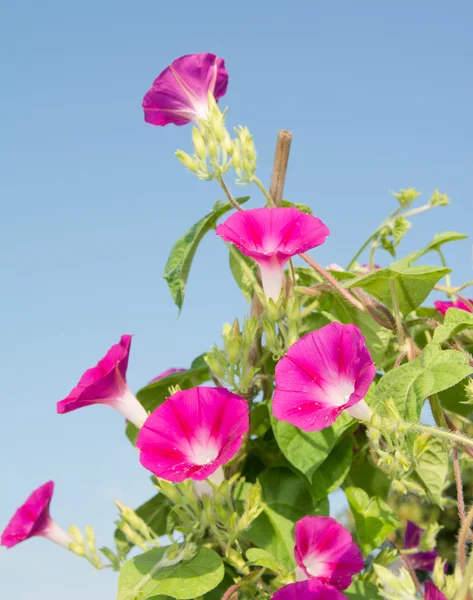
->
(293, 516, 364, 590)
(57, 334, 148, 428)
(142, 53, 228, 126)
(216, 207, 330, 301)
(273, 323, 375, 431)
(272, 581, 347, 600)
(435, 298, 473, 316)
(1, 481, 71, 549)
(425, 582, 447, 600)
(136, 387, 249, 485)
(404, 521, 441, 572)
(149, 368, 186, 384)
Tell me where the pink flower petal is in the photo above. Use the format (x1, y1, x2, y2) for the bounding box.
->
(425, 582, 448, 600)
(137, 387, 249, 482)
(272, 581, 347, 599)
(404, 522, 442, 572)
(57, 335, 148, 427)
(1, 481, 69, 549)
(143, 53, 228, 126)
(149, 368, 186, 384)
(434, 299, 473, 316)
(294, 516, 364, 590)
(216, 207, 329, 300)
(273, 323, 375, 431)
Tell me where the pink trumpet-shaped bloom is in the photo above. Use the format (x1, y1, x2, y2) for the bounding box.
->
(149, 368, 186, 384)
(435, 298, 473, 316)
(404, 521, 442, 572)
(216, 207, 330, 301)
(57, 335, 148, 428)
(272, 581, 347, 600)
(136, 387, 249, 483)
(293, 516, 364, 590)
(273, 323, 375, 431)
(1, 481, 71, 549)
(425, 582, 448, 600)
(143, 53, 228, 126)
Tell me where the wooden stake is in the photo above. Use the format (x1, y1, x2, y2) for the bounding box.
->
(269, 130, 292, 206)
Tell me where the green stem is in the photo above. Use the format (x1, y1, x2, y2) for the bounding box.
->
(437, 248, 452, 291)
(389, 278, 404, 346)
(250, 175, 275, 206)
(403, 203, 432, 218)
(409, 423, 473, 451)
(346, 232, 379, 270)
(217, 175, 243, 211)
(455, 506, 473, 599)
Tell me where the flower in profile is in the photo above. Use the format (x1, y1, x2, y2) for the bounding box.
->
(435, 298, 473, 316)
(293, 516, 364, 590)
(272, 580, 347, 599)
(143, 53, 228, 126)
(404, 521, 441, 572)
(1, 481, 71, 549)
(425, 582, 447, 600)
(57, 335, 148, 428)
(273, 322, 375, 431)
(149, 368, 186, 384)
(136, 387, 249, 487)
(216, 207, 330, 301)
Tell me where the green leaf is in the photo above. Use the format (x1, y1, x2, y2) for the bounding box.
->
(280, 200, 313, 214)
(245, 548, 282, 573)
(228, 246, 258, 302)
(439, 382, 473, 417)
(163, 197, 249, 311)
(345, 265, 450, 315)
(373, 343, 473, 421)
(394, 231, 468, 268)
(271, 412, 354, 480)
(245, 467, 316, 570)
(346, 487, 400, 556)
(410, 434, 448, 506)
(311, 437, 353, 502)
(345, 580, 383, 599)
(433, 308, 473, 344)
(115, 494, 171, 557)
(117, 547, 224, 600)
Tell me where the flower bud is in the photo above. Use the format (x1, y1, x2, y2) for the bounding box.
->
(429, 189, 450, 207)
(69, 542, 87, 557)
(374, 565, 416, 599)
(175, 150, 198, 173)
(204, 352, 226, 379)
(224, 131, 233, 155)
(207, 134, 219, 163)
(392, 187, 421, 207)
(192, 127, 207, 160)
(68, 525, 84, 544)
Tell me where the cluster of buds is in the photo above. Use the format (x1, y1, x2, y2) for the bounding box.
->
(205, 317, 259, 394)
(432, 557, 463, 598)
(232, 125, 257, 184)
(114, 500, 158, 553)
(68, 524, 105, 570)
(176, 94, 233, 180)
(263, 296, 301, 358)
(392, 187, 421, 208)
(374, 565, 417, 599)
(429, 189, 450, 208)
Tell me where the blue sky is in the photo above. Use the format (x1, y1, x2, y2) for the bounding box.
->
(1, 1, 472, 598)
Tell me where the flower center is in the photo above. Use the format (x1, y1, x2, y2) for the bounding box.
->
(187, 439, 219, 466)
(325, 380, 355, 407)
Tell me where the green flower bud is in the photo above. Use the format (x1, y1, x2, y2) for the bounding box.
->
(226, 339, 241, 365)
(192, 127, 207, 160)
(69, 542, 87, 557)
(374, 565, 416, 600)
(429, 189, 450, 207)
(419, 522, 443, 551)
(205, 352, 226, 379)
(224, 131, 233, 155)
(207, 134, 219, 163)
(85, 525, 96, 550)
(392, 187, 421, 207)
(68, 525, 84, 544)
(175, 150, 198, 173)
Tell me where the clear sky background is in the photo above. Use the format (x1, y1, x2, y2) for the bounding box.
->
(1, 1, 472, 598)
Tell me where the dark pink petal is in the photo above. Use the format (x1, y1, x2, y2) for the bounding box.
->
(404, 522, 442, 572)
(1, 481, 69, 549)
(272, 581, 347, 599)
(143, 53, 228, 126)
(216, 207, 329, 300)
(434, 299, 473, 315)
(404, 520, 422, 548)
(273, 323, 375, 431)
(425, 582, 448, 600)
(149, 368, 186, 384)
(294, 516, 363, 590)
(137, 387, 249, 482)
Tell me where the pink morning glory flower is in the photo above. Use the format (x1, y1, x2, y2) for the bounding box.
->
(57, 334, 148, 428)
(136, 387, 249, 488)
(142, 53, 228, 126)
(293, 516, 364, 590)
(272, 580, 347, 599)
(273, 322, 375, 431)
(149, 368, 186, 384)
(216, 207, 330, 301)
(425, 582, 447, 600)
(435, 298, 473, 316)
(1, 481, 71, 549)
(404, 521, 441, 572)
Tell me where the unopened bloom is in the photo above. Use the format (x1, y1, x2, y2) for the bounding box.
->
(293, 516, 364, 590)
(435, 298, 473, 316)
(149, 368, 186, 384)
(57, 335, 148, 428)
(272, 580, 347, 599)
(137, 387, 249, 486)
(216, 207, 329, 301)
(273, 323, 375, 431)
(404, 521, 441, 572)
(143, 53, 228, 126)
(425, 582, 447, 600)
(1, 481, 71, 549)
